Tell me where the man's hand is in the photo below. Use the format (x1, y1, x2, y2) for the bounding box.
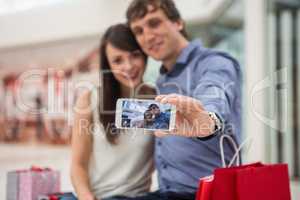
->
(155, 94, 215, 138)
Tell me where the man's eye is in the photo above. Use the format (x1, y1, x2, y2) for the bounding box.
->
(131, 51, 142, 57)
(148, 19, 161, 29)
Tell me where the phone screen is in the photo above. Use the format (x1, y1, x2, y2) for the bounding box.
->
(116, 99, 175, 131)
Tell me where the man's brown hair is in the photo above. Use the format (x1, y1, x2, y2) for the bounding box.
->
(126, 0, 189, 39)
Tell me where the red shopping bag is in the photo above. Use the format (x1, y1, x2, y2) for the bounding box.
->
(212, 162, 291, 200)
(196, 176, 214, 200)
(211, 162, 263, 200)
(196, 134, 244, 200)
(235, 163, 291, 200)
(195, 135, 291, 200)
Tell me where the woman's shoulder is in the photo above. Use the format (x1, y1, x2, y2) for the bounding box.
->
(77, 86, 101, 102)
(74, 88, 99, 116)
(75, 90, 92, 110)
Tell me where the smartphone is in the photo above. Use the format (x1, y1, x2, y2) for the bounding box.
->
(115, 98, 176, 131)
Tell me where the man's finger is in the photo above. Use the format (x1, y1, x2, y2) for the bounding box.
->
(156, 94, 179, 104)
(155, 95, 167, 102)
(160, 96, 187, 112)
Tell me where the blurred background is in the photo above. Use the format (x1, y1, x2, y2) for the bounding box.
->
(0, 0, 299, 199)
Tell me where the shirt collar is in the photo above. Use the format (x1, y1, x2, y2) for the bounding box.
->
(160, 39, 202, 76)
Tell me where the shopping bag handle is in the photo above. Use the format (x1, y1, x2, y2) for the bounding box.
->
(220, 134, 253, 168)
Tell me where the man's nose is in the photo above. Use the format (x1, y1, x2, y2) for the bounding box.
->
(143, 27, 156, 44)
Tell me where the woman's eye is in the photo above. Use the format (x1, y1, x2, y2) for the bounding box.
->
(113, 57, 122, 65)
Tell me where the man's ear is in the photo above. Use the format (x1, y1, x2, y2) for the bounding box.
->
(174, 19, 184, 31)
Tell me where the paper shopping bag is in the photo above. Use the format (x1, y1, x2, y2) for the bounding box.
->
(211, 162, 263, 200)
(211, 163, 291, 200)
(6, 167, 60, 200)
(195, 176, 214, 200)
(235, 163, 291, 200)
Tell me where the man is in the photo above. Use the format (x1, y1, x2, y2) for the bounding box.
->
(148, 104, 170, 129)
(105, 0, 241, 199)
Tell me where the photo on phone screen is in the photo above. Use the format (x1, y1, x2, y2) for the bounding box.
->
(115, 99, 176, 131)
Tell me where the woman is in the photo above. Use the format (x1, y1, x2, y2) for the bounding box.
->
(71, 24, 156, 200)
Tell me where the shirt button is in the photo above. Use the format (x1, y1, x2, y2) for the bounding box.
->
(157, 141, 162, 146)
(166, 185, 171, 190)
(163, 164, 168, 169)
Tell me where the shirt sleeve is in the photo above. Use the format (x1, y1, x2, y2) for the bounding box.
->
(192, 55, 240, 125)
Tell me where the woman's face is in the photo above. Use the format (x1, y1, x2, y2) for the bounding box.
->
(106, 42, 146, 88)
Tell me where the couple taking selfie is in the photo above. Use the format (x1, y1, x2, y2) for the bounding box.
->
(71, 0, 242, 200)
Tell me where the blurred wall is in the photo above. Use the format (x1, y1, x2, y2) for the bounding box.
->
(0, 0, 129, 49)
(0, 0, 232, 49)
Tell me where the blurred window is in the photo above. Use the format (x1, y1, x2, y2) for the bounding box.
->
(267, 0, 300, 180)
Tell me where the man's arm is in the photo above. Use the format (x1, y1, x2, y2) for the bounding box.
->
(155, 56, 240, 138)
(193, 55, 240, 125)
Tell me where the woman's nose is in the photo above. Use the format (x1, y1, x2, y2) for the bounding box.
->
(122, 60, 134, 73)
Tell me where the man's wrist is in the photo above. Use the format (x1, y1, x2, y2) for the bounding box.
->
(197, 112, 222, 140)
(208, 112, 222, 133)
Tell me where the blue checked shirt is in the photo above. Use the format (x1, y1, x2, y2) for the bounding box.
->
(155, 39, 242, 194)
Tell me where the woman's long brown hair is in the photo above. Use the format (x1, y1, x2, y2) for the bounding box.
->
(98, 24, 154, 145)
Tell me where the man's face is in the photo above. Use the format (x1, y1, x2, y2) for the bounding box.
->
(152, 107, 161, 116)
(130, 6, 184, 62)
